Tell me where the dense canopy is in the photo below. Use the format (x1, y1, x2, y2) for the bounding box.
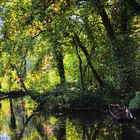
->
(0, 0, 140, 109)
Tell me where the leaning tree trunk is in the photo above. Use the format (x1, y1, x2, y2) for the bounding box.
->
(73, 34, 104, 87)
(9, 98, 16, 129)
(94, 0, 137, 95)
(14, 65, 28, 93)
(73, 37, 85, 90)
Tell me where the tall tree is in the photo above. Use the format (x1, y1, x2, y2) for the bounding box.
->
(93, 0, 139, 95)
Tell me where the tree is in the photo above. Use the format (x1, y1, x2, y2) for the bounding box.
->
(0, 0, 139, 99)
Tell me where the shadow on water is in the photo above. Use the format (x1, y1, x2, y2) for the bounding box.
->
(1, 97, 140, 140)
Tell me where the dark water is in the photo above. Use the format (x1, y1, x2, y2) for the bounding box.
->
(0, 97, 140, 140)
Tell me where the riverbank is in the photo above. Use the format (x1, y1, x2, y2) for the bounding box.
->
(1, 83, 139, 114)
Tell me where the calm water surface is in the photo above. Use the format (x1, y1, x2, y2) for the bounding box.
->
(0, 97, 140, 140)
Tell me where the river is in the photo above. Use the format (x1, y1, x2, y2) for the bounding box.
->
(0, 96, 140, 140)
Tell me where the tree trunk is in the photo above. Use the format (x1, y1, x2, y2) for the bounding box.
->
(53, 44, 66, 85)
(14, 65, 28, 93)
(94, 0, 137, 94)
(9, 98, 16, 129)
(73, 37, 85, 90)
(73, 34, 103, 87)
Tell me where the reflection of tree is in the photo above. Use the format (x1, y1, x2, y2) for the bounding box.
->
(17, 112, 38, 140)
(56, 116, 66, 140)
(99, 116, 122, 140)
(9, 98, 16, 130)
(66, 113, 104, 140)
(20, 100, 26, 124)
(132, 124, 140, 138)
(91, 121, 103, 140)
(81, 120, 103, 140)
(36, 123, 46, 138)
(67, 113, 125, 140)
(121, 124, 140, 140)
(17, 107, 53, 140)
(14, 99, 28, 127)
(35, 115, 49, 139)
(15, 100, 42, 140)
(0, 101, 2, 109)
(9, 98, 43, 140)
(82, 123, 86, 140)
(121, 124, 134, 140)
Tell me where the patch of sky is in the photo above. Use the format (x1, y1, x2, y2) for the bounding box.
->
(0, 18, 2, 26)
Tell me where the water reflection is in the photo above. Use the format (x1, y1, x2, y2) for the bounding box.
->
(56, 116, 66, 140)
(9, 98, 16, 130)
(0, 101, 2, 109)
(0, 97, 140, 140)
(17, 112, 38, 140)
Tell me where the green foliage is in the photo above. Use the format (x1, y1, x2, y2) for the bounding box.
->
(64, 53, 79, 81)
(35, 87, 108, 112)
(0, 0, 139, 106)
(67, 92, 106, 110)
(129, 91, 140, 110)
